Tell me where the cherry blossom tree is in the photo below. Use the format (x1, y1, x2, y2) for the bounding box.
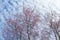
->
(2, 6, 40, 40)
(45, 11, 60, 40)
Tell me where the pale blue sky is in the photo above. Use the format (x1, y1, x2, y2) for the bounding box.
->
(0, 0, 60, 40)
